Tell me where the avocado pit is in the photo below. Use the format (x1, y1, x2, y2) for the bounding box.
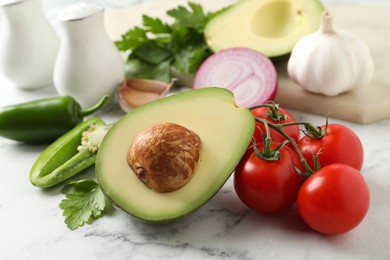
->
(127, 122, 202, 193)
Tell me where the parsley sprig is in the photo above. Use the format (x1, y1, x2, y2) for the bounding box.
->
(59, 179, 112, 231)
(115, 2, 216, 82)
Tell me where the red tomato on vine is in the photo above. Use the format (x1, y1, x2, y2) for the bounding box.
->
(234, 142, 304, 214)
(297, 163, 370, 235)
(298, 123, 364, 170)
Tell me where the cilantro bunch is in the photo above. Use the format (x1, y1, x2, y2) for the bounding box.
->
(115, 2, 217, 82)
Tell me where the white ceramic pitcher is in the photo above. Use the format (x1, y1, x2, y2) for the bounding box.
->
(53, 3, 125, 108)
(0, 0, 59, 90)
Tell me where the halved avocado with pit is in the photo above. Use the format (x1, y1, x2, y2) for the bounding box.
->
(205, 0, 324, 59)
(96, 88, 255, 222)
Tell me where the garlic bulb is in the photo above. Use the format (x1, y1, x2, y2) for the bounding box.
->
(287, 10, 374, 96)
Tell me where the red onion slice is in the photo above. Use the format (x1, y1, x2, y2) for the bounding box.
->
(193, 47, 278, 108)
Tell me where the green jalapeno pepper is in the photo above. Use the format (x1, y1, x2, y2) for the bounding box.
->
(30, 117, 112, 188)
(0, 95, 108, 144)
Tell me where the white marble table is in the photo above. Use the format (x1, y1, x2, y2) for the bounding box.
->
(1, 0, 390, 259)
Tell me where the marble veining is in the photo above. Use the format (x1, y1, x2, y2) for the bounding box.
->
(1, 0, 390, 259)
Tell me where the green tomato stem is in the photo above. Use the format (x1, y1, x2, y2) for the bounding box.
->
(250, 103, 287, 122)
(254, 117, 315, 177)
(253, 120, 283, 161)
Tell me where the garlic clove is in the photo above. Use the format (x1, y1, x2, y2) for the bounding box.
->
(117, 79, 174, 112)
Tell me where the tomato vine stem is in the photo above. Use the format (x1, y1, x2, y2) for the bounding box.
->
(249, 103, 331, 176)
(252, 120, 289, 161)
(250, 103, 287, 122)
(254, 117, 315, 177)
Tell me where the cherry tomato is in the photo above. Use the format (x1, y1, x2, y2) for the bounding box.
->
(234, 142, 304, 214)
(297, 163, 370, 235)
(298, 124, 364, 170)
(251, 106, 300, 147)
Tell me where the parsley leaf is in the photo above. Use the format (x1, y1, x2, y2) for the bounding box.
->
(126, 57, 172, 82)
(142, 15, 171, 34)
(173, 45, 211, 74)
(115, 2, 216, 82)
(132, 41, 173, 64)
(167, 2, 209, 32)
(59, 179, 112, 231)
(115, 26, 148, 51)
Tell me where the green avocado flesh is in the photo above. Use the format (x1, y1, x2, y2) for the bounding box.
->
(205, 0, 324, 58)
(96, 88, 255, 222)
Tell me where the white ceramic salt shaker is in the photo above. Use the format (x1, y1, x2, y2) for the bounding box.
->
(0, 0, 59, 90)
(53, 3, 125, 108)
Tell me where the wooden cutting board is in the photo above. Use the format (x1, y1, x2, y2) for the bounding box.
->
(104, 0, 390, 124)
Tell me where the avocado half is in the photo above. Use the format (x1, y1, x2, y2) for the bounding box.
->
(96, 88, 255, 222)
(204, 0, 324, 59)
